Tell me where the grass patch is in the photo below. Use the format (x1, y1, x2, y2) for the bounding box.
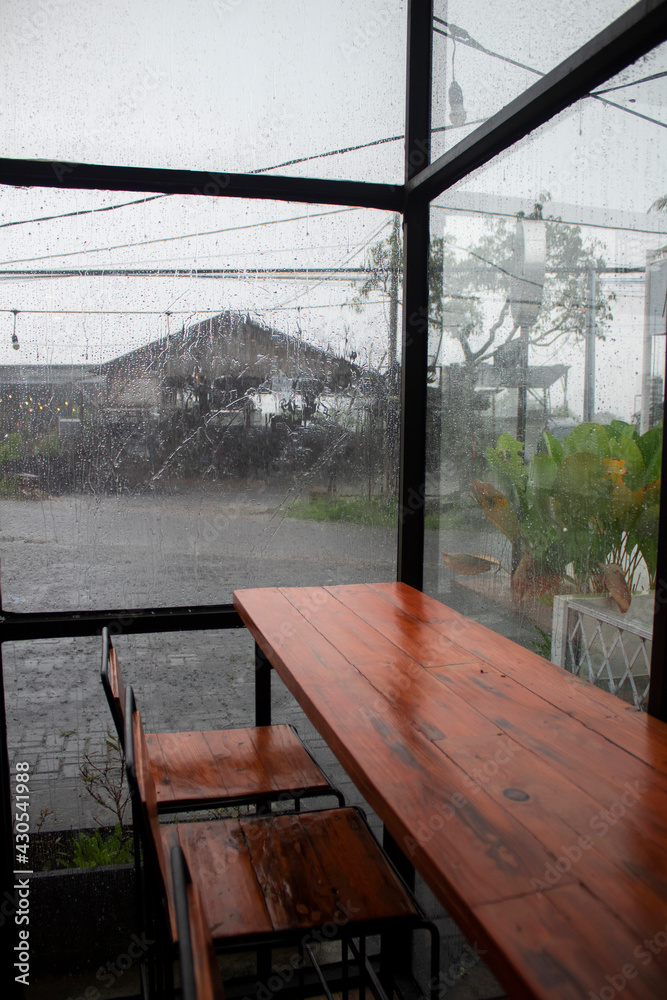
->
(288, 494, 399, 527)
(287, 493, 445, 530)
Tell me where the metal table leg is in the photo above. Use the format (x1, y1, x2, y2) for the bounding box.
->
(255, 642, 272, 726)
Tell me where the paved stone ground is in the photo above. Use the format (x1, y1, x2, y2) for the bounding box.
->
(1, 485, 530, 999)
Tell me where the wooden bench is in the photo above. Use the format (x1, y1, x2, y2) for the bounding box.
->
(126, 685, 439, 1000)
(234, 581, 667, 1000)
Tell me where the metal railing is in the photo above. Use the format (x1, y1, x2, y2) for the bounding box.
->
(551, 594, 652, 710)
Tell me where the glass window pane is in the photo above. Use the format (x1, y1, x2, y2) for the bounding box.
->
(1, 0, 406, 184)
(0, 189, 401, 611)
(426, 41, 667, 711)
(432, 0, 640, 158)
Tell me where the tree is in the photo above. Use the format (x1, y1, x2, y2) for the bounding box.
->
(354, 196, 616, 484)
(456, 198, 614, 360)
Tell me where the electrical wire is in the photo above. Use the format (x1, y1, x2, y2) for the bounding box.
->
(0, 240, 380, 275)
(594, 70, 667, 94)
(431, 202, 667, 237)
(0, 207, 360, 268)
(0, 301, 389, 316)
(0, 123, 486, 234)
(270, 217, 392, 312)
(433, 18, 667, 130)
(0, 221, 395, 318)
(0, 194, 167, 231)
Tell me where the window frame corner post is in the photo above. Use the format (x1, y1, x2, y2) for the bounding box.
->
(648, 345, 667, 721)
(398, 0, 433, 592)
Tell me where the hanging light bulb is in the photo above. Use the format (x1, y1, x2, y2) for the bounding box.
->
(11, 310, 19, 350)
(448, 42, 467, 127)
(449, 80, 467, 126)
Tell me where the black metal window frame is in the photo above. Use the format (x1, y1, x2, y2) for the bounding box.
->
(1, 0, 667, 987)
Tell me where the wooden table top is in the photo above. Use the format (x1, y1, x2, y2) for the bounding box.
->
(233, 582, 667, 1000)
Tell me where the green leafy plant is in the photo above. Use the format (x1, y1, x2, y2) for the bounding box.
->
(0, 432, 22, 464)
(448, 421, 662, 603)
(0, 474, 20, 497)
(34, 433, 61, 458)
(68, 824, 133, 868)
(531, 627, 552, 659)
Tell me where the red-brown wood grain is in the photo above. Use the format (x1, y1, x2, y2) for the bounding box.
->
(235, 588, 576, 913)
(146, 725, 329, 806)
(163, 810, 419, 944)
(374, 581, 667, 772)
(233, 582, 667, 1000)
(241, 808, 417, 933)
(475, 883, 667, 1000)
(427, 662, 667, 849)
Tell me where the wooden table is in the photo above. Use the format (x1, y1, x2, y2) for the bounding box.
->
(233, 582, 667, 1000)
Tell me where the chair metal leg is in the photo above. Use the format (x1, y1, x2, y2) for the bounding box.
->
(359, 935, 366, 1000)
(304, 943, 336, 1000)
(342, 937, 349, 1000)
(258, 944, 272, 991)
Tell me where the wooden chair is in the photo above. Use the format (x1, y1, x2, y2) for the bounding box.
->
(126, 686, 439, 1000)
(101, 627, 342, 814)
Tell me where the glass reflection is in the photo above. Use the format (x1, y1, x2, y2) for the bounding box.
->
(426, 41, 667, 709)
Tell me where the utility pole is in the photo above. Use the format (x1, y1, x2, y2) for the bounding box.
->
(516, 327, 528, 444)
(640, 251, 667, 433)
(583, 266, 596, 422)
(510, 218, 546, 445)
(641, 251, 656, 434)
(388, 213, 400, 371)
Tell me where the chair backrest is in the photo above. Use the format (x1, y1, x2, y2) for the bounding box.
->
(124, 685, 168, 894)
(100, 628, 126, 748)
(171, 844, 225, 1000)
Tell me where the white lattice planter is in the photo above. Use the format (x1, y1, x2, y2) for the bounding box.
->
(551, 594, 653, 710)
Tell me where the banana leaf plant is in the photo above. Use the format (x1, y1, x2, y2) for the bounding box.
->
(443, 421, 662, 609)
